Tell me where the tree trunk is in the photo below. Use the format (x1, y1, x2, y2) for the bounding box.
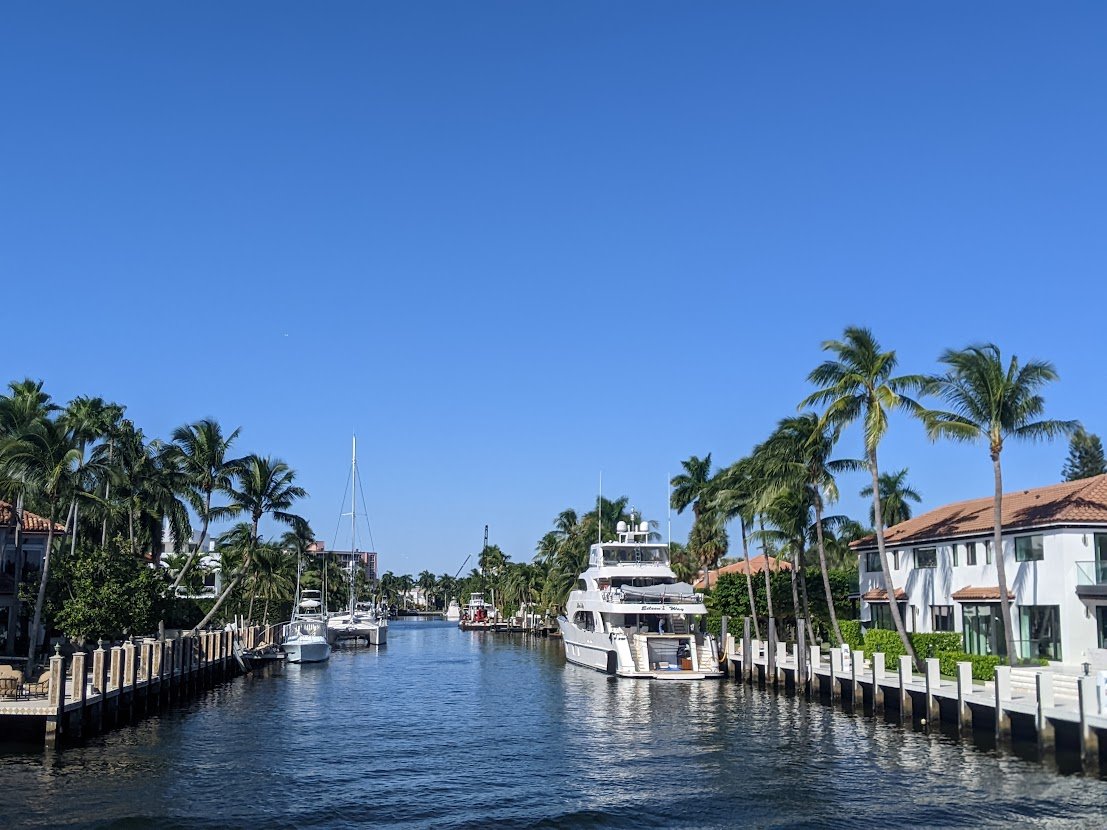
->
(759, 516, 775, 620)
(192, 558, 247, 634)
(69, 500, 80, 560)
(5, 494, 25, 655)
(868, 447, 920, 671)
(171, 491, 210, 591)
(740, 516, 761, 639)
(993, 451, 1018, 665)
(787, 546, 801, 641)
(813, 496, 844, 644)
(27, 505, 58, 667)
(101, 439, 113, 547)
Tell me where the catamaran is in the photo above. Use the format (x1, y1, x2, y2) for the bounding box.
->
(557, 516, 723, 679)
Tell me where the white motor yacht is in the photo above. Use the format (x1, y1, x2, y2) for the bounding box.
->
(459, 592, 497, 630)
(557, 517, 723, 679)
(281, 617, 331, 664)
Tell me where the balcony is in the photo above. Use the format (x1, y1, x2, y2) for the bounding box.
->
(1075, 561, 1107, 599)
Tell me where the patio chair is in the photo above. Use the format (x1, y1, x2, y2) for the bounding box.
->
(24, 669, 51, 698)
(0, 669, 24, 699)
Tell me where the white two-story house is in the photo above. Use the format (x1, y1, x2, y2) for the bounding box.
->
(852, 474, 1107, 667)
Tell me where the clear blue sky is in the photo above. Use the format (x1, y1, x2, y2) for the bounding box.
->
(4, 3, 1105, 576)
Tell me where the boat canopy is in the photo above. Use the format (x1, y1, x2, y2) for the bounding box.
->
(617, 582, 699, 602)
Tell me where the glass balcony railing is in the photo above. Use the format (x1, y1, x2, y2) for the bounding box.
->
(1075, 560, 1107, 586)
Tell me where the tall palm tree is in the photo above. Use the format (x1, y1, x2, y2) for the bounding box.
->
(672, 454, 724, 590)
(416, 569, 437, 609)
(802, 326, 925, 668)
(193, 455, 306, 631)
(164, 419, 242, 590)
(760, 413, 861, 645)
(59, 396, 117, 559)
(711, 458, 762, 639)
(859, 469, 922, 529)
(924, 344, 1075, 665)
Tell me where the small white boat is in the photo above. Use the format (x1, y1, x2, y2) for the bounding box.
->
(557, 515, 723, 679)
(445, 599, 462, 621)
(281, 618, 331, 664)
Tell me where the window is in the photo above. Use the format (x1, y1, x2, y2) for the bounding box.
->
(932, 605, 954, 631)
(985, 540, 993, 565)
(1019, 605, 1061, 661)
(894, 550, 901, 569)
(963, 603, 1006, 657)
(865, 551, 881, 572)
(965, 542, 978, 567)
(914, 548, 937, 569)
(1015, 535, 1044, 562)
(1098, 607, 1107, 650)
(572, 610, 595, 632)
(869, 602, 908, 631)
(951, 545, 959, 567)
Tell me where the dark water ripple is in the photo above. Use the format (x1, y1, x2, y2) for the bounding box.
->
(1, 620, 1106, 829)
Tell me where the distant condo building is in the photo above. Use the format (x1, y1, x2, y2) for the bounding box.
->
(852, 474, 1107, 667)
(307, 540, 377, 582)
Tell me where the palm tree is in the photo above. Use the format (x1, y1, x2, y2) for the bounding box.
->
(0, 418, 81, 664)
(193, 455, 306, 631)
(711, 458, 762, 639)
(760, 413, 860, 645)
(672, 454, 725, 590)
(416, 569, 437, 609)
(59, 396, 118, 559)
(924, 344, 1075, 665)
(802, 326, 925, 668)
(859, 469, 922, 528)
(164, 419, 242, 590)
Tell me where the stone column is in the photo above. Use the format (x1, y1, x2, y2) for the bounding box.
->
(109, 645, 123, 692)
(91, 641, 106, 696)
(71, 651, 87, 706)
(123, 641, 136, 689)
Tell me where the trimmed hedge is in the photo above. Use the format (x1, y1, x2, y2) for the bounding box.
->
(861, 630, 965, 661)
(838, 620, 864, 650)
(863, 629, 905, 660)
(937, 652, 1003, 681)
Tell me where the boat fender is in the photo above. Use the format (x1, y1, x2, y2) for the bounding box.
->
(606, 650, 617, 675)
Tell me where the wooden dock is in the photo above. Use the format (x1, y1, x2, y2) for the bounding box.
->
(723, 617, 1105, 774)
(0, 625, 271, 748)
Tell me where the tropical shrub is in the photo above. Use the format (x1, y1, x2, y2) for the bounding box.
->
(838, 619, 864, 650)
(862, 629, 905, 660)
(911, 632, 964, 658)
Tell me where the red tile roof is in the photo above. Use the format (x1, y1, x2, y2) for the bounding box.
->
(861, 587, 907, 602)
(0, 500, 64, 533)
(851, 474, 1107, 551)
(951, 586, 1014, 601)
(694, 555, 792, 590)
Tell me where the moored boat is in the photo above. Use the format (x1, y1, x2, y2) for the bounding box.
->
(444, 599, 462, 621)
(557, 516, 723, 679)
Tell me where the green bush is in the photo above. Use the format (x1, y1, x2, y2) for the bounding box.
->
(863, 628, 905, 660)
(838, 620, 864, 650)
(911, 632, 963, 658)
(937, 651, 1002, 681)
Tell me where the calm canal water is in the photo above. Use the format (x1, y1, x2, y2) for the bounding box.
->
(1, 619, 1105, 829)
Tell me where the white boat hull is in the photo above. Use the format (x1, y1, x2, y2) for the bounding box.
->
(282, 638, 331, 664)
(328, 614, 387, 646)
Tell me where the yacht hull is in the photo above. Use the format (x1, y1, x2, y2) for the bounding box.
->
(557, 617, 723, 680)
(282, 639, 331, 664)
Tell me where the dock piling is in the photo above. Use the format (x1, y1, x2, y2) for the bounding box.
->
(898, 656, 913, 721)
(872, 652, 885, 713)
(1036, 671, 1056, 754)
(956, 661, 973, 735)
(995, 665, 1012, 743)
(924, 658, 940, 725)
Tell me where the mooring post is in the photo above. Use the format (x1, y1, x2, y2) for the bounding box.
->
(140, 639, 153, 683)
(851, 649, 864, 706)
(829, 645, 838, 701)
(898, 655, 913, 721)
(44, 649, 65, 748)
(796, 621, 807, 695)
(924, 658, 940, 725)
(70, 650, 87, 737)
(123, 641, 136, 688)
(766, 620, 777, 687)
(872, 652, 885, 713)
(1079, 675, 1101, 774)
(719, 615, 729, 677)
(775, 641, 787, 685)
(809, 645, 821, 697)
(956, 661, 973, 736)
(994, 665, 1012, 743)
(742, 617, 752, 683)
(1036, 671, 1056, 755)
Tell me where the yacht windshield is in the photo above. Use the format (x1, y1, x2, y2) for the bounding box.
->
(601, 545, 669, 566)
